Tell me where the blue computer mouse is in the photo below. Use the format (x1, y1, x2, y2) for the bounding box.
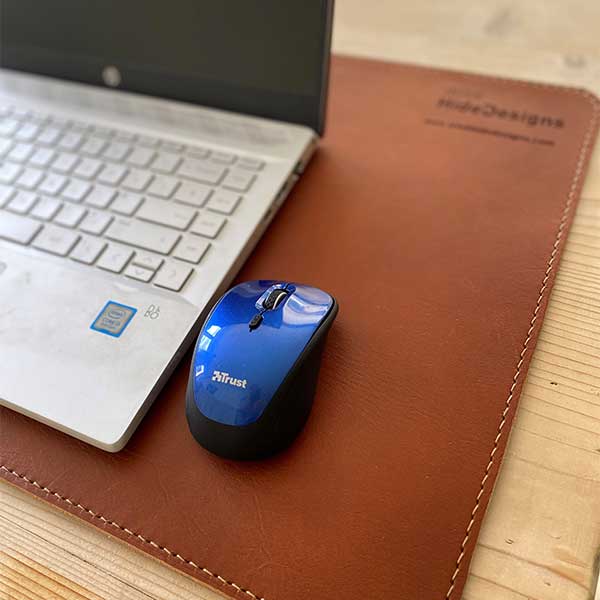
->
(186, 280, 338, 460)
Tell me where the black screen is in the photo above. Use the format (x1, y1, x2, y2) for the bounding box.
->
(0, 0, 333, 133)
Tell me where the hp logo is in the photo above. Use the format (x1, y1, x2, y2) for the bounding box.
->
(102, 65, 121, 88)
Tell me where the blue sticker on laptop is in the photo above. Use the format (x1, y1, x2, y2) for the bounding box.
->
(91, 301, 137, 338)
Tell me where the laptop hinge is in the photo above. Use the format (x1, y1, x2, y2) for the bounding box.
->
(294, 136, 319, 175)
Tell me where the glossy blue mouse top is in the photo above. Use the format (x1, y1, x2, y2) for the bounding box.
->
(191, 280, 334, 426)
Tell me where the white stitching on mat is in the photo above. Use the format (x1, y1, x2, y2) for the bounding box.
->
(445, 89, 600, 599)
(0, 465, 266, 600)
(0, 72, 598, 600)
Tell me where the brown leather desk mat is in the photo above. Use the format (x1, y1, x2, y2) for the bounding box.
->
(1, 57, 598, 600)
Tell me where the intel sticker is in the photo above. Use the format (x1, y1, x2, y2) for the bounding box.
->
(91, 301, 137, 338)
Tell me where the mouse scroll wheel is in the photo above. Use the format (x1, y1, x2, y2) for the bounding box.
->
(263, 289, 288, 310)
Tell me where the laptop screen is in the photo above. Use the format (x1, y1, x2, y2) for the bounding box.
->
(0, 0, 333, 134)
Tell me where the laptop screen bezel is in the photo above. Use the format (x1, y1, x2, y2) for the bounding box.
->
(0, 0, 334, 135)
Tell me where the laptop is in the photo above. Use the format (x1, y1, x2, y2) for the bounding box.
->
(0, 0, 334, 451)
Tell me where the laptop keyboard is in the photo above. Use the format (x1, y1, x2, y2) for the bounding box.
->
(0, 105, 265, 292)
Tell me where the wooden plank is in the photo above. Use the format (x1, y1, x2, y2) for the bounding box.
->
(332, 0, 600, 91)
(3, 2, 600, 599)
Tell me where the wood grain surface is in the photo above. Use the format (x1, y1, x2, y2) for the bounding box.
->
(2, 2, 600, 599)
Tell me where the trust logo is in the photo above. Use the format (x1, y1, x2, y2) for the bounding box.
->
(212, 370, 248, 388)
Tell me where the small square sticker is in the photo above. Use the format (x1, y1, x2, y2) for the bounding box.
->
(91, 301, 137, 338)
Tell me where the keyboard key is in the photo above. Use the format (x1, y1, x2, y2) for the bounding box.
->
(186, 145, 209, 159)
(221, 169, 255, 192)
(136, 198, 195, 230)
(38, 173, 68, 196)
(173, 181, 212, 207)
(127, 147, 155, 168)
(0, 138, 13, 157)
(161, 141, 184, 153)
(102, 141, 131, 162)
(210, 151, 236, 165)
(114, 131, 135, 142)
(177, 158, 226, 185)
(147, 175, 179, 198)
(14, 122, 40, 142)
(12, 108, 30, 120)
(0, 163, 22, 184)
(98, 163, 128, 186)
(206, 190, 241, 215)
(37, 126, 62, 146)
(96, 244, 133, 273)
(93, 126, 114, 138)
(151, 152, 181, 174)
(70, 121, 90, 134)
(58, 131, 84, 151)
(124, 264, 154, 283)
(84, 185, 116, 209)
(0, 118, 20, 136)
(49, 116, 70, 128)
(79, 210, 113, 235)
(0, 184, 15, 207)
(0, 212, 41, 244)
(189, 212, 226, 239)
(237, 157, 264, 171)
(29, 113, 47, 125)
(54, 204, 86, 227)
(80, 136, 106, 156)
(7, 191, 37, 214)
(136, 135, 160, 148)
(26, 111, 41, 122)
(122, 169, 153, 191)
(51, 152, 79, 174)
(31, 196, 61, 221)
(16, 168, 44, 190)
(70, 237, 106, 264)
(29, 147, 56, 168)
(32, 224, 79, 256)
(62, 179, 92, 202)
(172, 237, 210, 264)
(110, 191, 143, 216)
(132, 252, 163, 271)
(105, 218, 180, 254)
(153, 261, 192, 291)
(8, 143, 35, 163)
(74, 157, 103, 179)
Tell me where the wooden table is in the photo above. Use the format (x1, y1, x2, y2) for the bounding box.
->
(2, 2, 600, 599)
